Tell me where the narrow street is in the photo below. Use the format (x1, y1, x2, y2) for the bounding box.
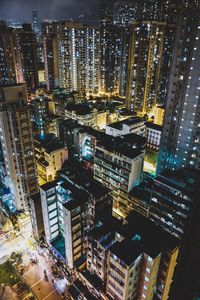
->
(21, 250, 68, 299)
(0, 215, 68, 299)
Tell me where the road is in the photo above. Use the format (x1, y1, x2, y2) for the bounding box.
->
(0, 216, 32, 264)
(21, 250, 67, 300)
(0, 215, 65, 299)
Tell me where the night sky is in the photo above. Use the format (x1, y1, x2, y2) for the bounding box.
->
(0, 0, 101, 22)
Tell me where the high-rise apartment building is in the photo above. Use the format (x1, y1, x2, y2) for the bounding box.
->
(94, 133, 146, 219)
(60, 160, 112, 228)
(40, 161, 111, 268)
(32, 9, 40, 41)
(100, 1, 132, 97)
(42, 21, 59, 91)
(157, 8, 200, 173)
(142, 0, 168, 21)
(141, 0, 200, 23)
(13, 24, 39, 89)
(141, 0, 181, 23)
(100, 1, 114, 27)
(40, 180, 89, 268)
(149, 168, 200, 239)
(184, 0, 200, 7)
(126, 21, 175, 114)
(0, 21, 16, 85)
(0, 84, 38, 210)
(32, 8, 43, 64)
(31, 93, 56, 135)
(85, 26, 101, 96)
(100, 25, 129, 96)
(113, 1, 140, 27)
(43, 21, 100, 96)
(57, 22, 86, 95)
(147, 167, 200, 300)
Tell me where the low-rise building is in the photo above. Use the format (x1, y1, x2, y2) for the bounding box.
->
(73, 127, 106, 170)
(129, 172, 153, 217)
(106, 116, 146, 137)
(34, 134, 68, 184)
(65, 103, 107, 129)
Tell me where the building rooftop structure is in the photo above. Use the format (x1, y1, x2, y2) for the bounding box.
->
(34, 134, 65, 153)
(126, 212, 179, 256)
(88, 216, 125, 241)
(156, 168, 200, 195)
(40, 180, 57, 191)
(65, 103, 92, 115)
(96, 133, 146, 159)
(109, 239, 143, 265)
(81, 269, 103, 290)
(62, 190, 89, 211)
(68, 279, 97, 300)
(107, 116, 145, 130)
(80, 126, 107, 141)
(60, 159, 110, 199)
(146, 121, 162, 131)
(30, 192, 41, 203)
(129, 172, 154, 204)
(59, 118, 80, 130)
(65, 102, 107, 115)
(88, 212, 179, 267)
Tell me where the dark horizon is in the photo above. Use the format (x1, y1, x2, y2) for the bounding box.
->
(0, 0, 101, 23)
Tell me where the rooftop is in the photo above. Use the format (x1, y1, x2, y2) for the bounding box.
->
(109, 239, 143, 266)
(40, 180, 57, 191)
(158, 167, 200, 195)
(96, 133, 146, 159)
(63, 190, 89, 211)
(129, 173, 154, 203)
(81, 269, 103, 290)
(65, 102, 107, 116)
(61, 159, 110, 198)
(30, 192, 40, 203)
(89, 213, 179, 266)
(59, 119, 80, 130)
(68, 279, 97, 300)
(125, 212, 179, 259)
(88, 216, 125, 242)
(34, 134, 66, 153)
(146, 121, 162, 131)
(107, 116, 145, 130)
(80, 126, 107, 141)
(65, 103, 92, 115)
